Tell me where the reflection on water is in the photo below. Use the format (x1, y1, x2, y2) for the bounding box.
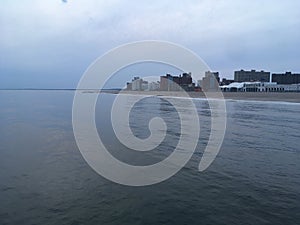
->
(0, 91, 299, 225)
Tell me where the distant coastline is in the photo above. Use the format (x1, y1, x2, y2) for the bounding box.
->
(102, 90, 300, 103)
(1, 89, 299, 103)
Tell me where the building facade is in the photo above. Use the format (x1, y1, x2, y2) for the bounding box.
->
(160, 73, 194, 91)
(234, 70, 270, 82)
(220, 78, 234, 86)
(148, 81, 160, 91)
(201, 71, 220, 91)
(131, 77, 142, 91)
(272, 72, 300, 84)
(221, 82, 300, 92)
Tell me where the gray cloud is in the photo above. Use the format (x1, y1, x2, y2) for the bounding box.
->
(0, 0, 299, 88)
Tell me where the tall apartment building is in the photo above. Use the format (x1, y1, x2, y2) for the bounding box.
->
(272, 72, 300, 84)
(131, 77, 142, 91)
(234, 70, 270, 82)
(160, 73, 194, 91)
(201, 71, 220, 91)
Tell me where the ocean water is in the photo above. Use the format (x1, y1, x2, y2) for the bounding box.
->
(0, 90, 299, 225)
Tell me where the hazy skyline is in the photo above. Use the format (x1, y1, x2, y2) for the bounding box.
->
(1, 0, 299, 88)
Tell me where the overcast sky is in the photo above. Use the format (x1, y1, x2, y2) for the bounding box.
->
(1, 0, 299, 88)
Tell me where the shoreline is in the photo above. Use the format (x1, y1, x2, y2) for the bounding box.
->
(101, 90, 300, 103)
(4, 89, 298, 103)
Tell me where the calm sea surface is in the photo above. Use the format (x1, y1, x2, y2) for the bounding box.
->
(0, 90, 299, 225)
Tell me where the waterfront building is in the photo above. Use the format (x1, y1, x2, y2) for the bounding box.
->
(131, 77, 142, 91)
(220, 82, 300, 92)
(201, 71, 220, 91)
(126, 77, 160, 91)
(160, 73, 194, 91)
(272, 72, 300, 84)
(148, 81, 160, 91)
(234, 70, 270, 82)
(220, 78, 234, 86)
(141, 80, 148, 91)
(126, 82, 132, 90)
(263, 83, 300, 92)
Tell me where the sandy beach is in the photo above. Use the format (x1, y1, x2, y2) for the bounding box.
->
(100, 90, 300, 103)
(222, 92, 300, 103)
